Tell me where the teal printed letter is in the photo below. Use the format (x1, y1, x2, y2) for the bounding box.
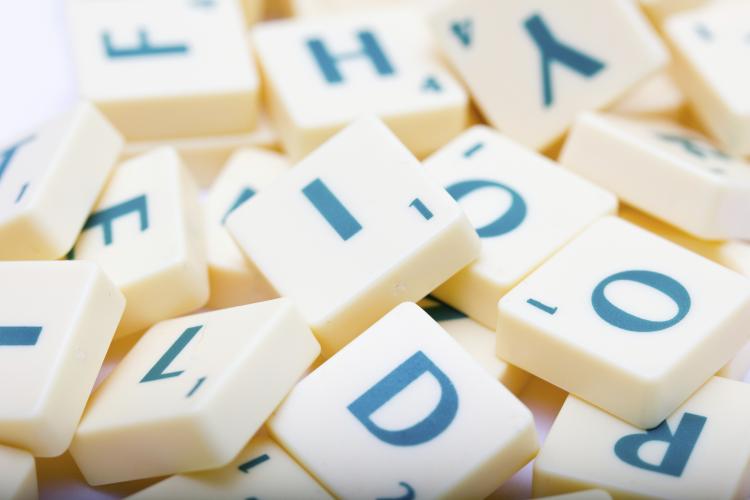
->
(446, 179, 527, 238)
(141, 325, 202, 383)
(348, 350, 458, 446)
(524, 14, 605, 107)
(377, 482, 415, 500)
(0, 326, 42, 346)
(614, 412, 706, 477)
(0, 136, 34, 183)
(658, 133, 728, 160)
(303, 178, 362, 240)
(82, 194, 149, 246)
(222, 187, 256, 224)
(592, 270, 691, 332)
(102, 30, 188, 59)
(306, 30, 395, 84)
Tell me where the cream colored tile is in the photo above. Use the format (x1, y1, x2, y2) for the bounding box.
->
(70, 299, 320, 485)
(497, 216, 750, 428)
(618, 204, 750, 278)
(127, 431, 331, 500)
(204, 148, 288, 309)
(252, 8, 469, 159)
(0, 445, 37, 500)
(0, 102, 122, 260)
(226, 116, 480, 357)
(561, 112, 750, 240)
(0, 261, 124, 457)
(72, 147, 209, 338)
(269, 302, 538, 499)
(424, 125, 616, 329)
(69, 0, 259, 140)
(665, 1, 750, 155)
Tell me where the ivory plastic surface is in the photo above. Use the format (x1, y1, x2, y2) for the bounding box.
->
(419, 297, 529, 394)
(561, 112, 750, 240)
(127, 430, 331, 500)
(0, 445, 37, 500)
(226, 116, 480, 357)
(497, 216, 750, 428)
(619, 205, 750, 279)
(252, 8, 469, 160)
(71, 147, 209, 338)
(269, 302, 539, 500)
(0, 102, 122, 260)
(69, 0, 259, 140)
(70, 299, 321, 485)
(0, 261, 124, 457)
(204, 148, 288, 309)
(534, 378, 750, 499)
(121, 111, 280, 187)
(609, 70, 686, 122)
(665, 1, 750, 156)
(430, 0, 667, 150)
(424, 125, 616, 329)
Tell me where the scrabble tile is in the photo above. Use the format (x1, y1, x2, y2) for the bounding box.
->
(665, 1, 750, 156)
(71, 147, 209, 338)
(122, 111, 280, 187)
(423, 125, 617, 329)
(619, 204, 750, 278)
(70, 299, 320, 485)
(252, 8, 469, 160)
(0, 102, 122, 260)
(126, 430, 332, 500)
(533, 377, 750, 499)
(269, 302, 539, 499)
(496, 216, 750, 428)
(535, 490, 611, 500)
(226, 116, 480, 356)
(430, 0, 667, 151)
(0, 445, 37, 500)
(609, 69, 687, 122)
(69, 0, 259, 141)
(0, 261, 125, 457)
(561, 112, 750, 240)
(717, 340, 750, 381)
(205, 148, 288, 309)
(420, 297, 530, 394)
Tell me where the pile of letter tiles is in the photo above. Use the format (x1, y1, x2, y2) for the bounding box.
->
(3, 0, 750, 498)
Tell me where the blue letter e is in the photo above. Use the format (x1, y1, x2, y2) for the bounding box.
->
(348, 350, 458, 446)
(614, 412, 706, 477)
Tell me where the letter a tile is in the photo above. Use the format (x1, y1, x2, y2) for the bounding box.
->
(269, 302, 538, 500)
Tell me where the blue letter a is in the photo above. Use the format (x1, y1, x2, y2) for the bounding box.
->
(614, 412, 706, 477)
(524, 13, 605, 107)
(348, 350, 459, 446)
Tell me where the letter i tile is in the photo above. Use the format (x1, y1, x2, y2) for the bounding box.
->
(534, 377, 750, 499)
(269, 302, 538, 500)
